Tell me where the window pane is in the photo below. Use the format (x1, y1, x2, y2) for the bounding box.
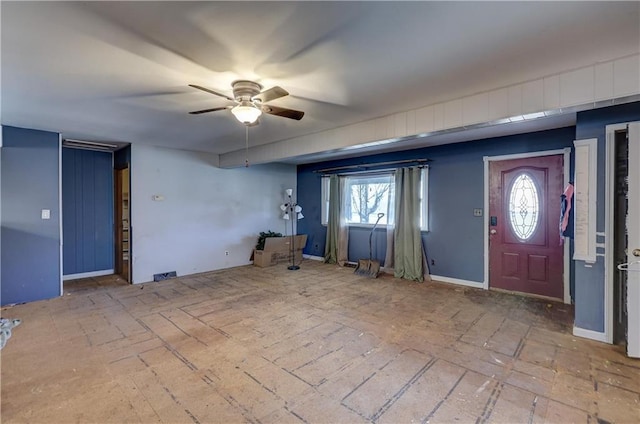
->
(508, 173, 539, 240)
(321, 176, 330, 225)
(346, 175, 392, 224)
(420, 167, 429, 231)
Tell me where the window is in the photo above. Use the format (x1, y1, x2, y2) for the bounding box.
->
(345, 174, 393, 225)
(321, 167, 429, 230)
(508, 173, 539, 240)
(321, 176, 330, 225)
(419, 167, 429, 231)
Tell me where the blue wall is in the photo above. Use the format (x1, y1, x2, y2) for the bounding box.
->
(1, 126, 61, 305)
(573, 102, 640, 332)
(62, 148, 114, 275)
(298, 126, 576, 284)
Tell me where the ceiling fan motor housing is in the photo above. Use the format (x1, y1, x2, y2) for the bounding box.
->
(232, 80, 263, 102)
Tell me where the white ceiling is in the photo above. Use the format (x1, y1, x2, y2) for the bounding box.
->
(2, 1, 639, 161)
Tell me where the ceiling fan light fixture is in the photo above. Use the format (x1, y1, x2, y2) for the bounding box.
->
(231, 101, 262, 124)
(189, 82, 303, 122)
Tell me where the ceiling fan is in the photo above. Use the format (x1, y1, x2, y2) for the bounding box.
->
(188, 80, 305, 125)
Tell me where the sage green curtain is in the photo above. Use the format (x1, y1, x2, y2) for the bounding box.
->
(393, 167, 428, 282)
(324, 175, 349, 265)
(384, 178, 395, 269)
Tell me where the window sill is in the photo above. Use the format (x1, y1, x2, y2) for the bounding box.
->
(347, 223, 389, 229)
(321, 223, 429, 232)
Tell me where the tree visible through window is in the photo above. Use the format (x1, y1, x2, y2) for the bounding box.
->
(347, 175, 392, 224)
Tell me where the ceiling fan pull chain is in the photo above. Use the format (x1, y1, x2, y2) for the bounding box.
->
(245, 124, 250, 168)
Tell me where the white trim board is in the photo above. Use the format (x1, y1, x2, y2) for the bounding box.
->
(483, 148, 572, 304)
(573, 138, 598, 263)
(430, 275, 483, 289)
(58, 133, 63, 297)
(63, 269, 115, 281)
(562, 148, 571, 304)
(573, 326, 608, 343)
(483, 149, 569, 163)
(302, 254, 324, 262)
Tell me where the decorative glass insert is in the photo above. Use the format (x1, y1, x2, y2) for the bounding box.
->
(508, 173, 539, 240)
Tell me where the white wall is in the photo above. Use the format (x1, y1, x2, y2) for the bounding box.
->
(130, 145, 296, 284)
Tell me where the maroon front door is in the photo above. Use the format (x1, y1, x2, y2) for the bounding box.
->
(489, 155, 564, 299)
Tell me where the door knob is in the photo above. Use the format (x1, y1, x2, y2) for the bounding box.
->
(633, 249, 640, 257)
(490, 229, 497, 235)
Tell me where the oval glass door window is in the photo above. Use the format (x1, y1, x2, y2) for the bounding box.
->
(508, 173, 539, 240)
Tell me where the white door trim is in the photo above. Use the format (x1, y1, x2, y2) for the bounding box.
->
(627, 122, 640, 357)
(483, 148, 571, 303)
(58, 133, 64, 297)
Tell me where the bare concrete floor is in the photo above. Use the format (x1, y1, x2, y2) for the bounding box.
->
(1, 261, 639, 423)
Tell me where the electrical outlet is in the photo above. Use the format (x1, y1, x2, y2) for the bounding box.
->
(225, 251, 229, 256)
(473, 208, 483, 217)
(431, 259, 435, 266)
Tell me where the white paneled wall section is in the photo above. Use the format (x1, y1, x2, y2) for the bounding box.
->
(220, 54, 640, 168)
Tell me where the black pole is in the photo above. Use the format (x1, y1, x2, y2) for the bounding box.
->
(288, 196, 300, 270)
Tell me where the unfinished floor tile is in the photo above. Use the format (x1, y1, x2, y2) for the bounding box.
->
(1, 261, 638, 423)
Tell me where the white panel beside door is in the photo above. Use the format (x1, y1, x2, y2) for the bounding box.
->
(573, 139, 598, 263)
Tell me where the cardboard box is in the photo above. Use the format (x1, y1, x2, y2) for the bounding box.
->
(253, 235, 307, 267)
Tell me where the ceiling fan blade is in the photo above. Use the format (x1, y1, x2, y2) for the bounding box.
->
(262, 105, 305, 120)
(189, 106, 231, 115)
(189, 84, 235, 101)
(253, 86, 289, 103)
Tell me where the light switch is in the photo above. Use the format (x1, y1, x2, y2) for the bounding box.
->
(41, 209, 50, 219)
(152, 195, 165, 201)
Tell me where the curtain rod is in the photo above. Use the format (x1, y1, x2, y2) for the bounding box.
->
(313, 158, 430, 174)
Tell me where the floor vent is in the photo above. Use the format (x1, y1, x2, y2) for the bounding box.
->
(153, 271, 177, 282)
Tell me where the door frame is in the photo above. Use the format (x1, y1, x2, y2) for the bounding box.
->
(483, 148, 571, 304)
(114, 165, 131, 283)
(58, 133, 64, 296)
(604, 122, 639, 350)
(114, 167, 123, 279)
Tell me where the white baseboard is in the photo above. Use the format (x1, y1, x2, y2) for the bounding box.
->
(303, 254, 325, 262)
(573, 326, 610, 343)
(63, 269, 114, 281)
(430, 275, 484, 289)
